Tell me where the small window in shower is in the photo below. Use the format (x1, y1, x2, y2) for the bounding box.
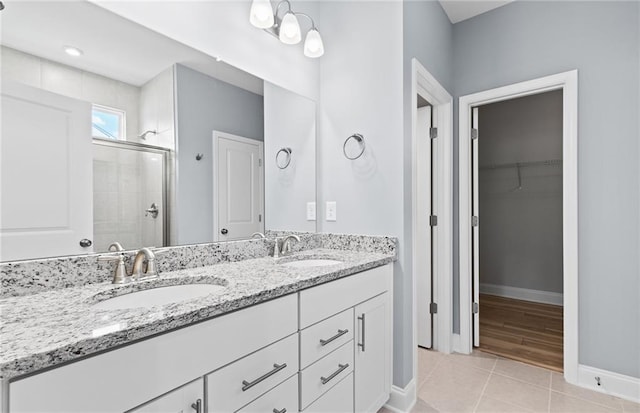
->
(92, 104, 125, 140)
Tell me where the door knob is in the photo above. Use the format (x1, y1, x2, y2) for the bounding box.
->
(79, 239, 92, 248)
(221, 228, 228, 235)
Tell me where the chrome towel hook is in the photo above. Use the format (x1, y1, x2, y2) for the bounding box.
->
(276, 147, 292, 169)
(343, 133, 365, 160)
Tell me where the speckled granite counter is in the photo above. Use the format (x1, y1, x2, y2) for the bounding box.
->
(0, 248, 395, 381)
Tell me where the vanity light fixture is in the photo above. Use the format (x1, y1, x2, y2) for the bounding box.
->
(249, 0, 324, 58)
(63, 45, 84, 57)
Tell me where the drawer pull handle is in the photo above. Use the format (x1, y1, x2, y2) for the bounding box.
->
(319, 329, 349, 346)
(321, 363, 349, 385)
(358, 313, 366, 352)
(242, 363, 287, 391)
(273, 409, 287, 413)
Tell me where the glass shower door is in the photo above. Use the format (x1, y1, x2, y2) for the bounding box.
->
(93, 140, 167, 253)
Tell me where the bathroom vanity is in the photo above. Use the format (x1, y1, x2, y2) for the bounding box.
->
(0, 239, 395, 413)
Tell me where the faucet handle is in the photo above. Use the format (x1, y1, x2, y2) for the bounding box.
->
(98, 254, 130, 284)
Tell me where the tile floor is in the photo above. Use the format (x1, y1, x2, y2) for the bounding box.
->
(380, 349, 640, 413)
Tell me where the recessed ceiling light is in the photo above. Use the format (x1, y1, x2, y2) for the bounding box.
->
(63, 46, 83, 57)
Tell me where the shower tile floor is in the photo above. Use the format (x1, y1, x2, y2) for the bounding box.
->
(378, 349, 640, 413)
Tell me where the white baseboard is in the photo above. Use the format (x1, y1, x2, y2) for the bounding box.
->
(384, 379, 416, 413)
(480, 283, 563, 306)
(577, 364, 640, 403)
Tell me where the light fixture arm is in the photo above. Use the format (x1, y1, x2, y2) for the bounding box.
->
(273, 0, 293, 25)
(293, 12, 317, 30)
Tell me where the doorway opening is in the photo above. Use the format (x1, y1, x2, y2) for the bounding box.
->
(472, 90, 564, 371)
(459, 71, 578, 382)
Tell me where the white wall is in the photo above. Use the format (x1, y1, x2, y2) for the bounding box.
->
(478, 91, 563, 295)
(92, 1, 319, 101)
(264, 82, 316, 233)
(317, 1, 406, 386)
(1, 46, 140, 141)
(139, 66, 175, 149)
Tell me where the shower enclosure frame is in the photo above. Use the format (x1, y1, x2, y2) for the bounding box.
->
(92, 138, 171, 250)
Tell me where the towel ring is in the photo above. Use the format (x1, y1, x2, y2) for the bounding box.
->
(343, 133, 365, 160)
(276, 147, 292, 169)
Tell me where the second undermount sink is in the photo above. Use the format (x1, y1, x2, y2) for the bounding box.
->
(279, 258, 343, 268)
(92, 284, 226, 310)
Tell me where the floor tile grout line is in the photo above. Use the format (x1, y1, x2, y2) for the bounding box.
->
(472, 370, 493, 412)
(549, 389, 626, 412)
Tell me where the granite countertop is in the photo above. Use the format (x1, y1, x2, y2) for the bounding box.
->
(0, 248, 395, 381)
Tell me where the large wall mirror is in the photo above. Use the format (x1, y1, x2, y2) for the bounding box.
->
(0, 1, 317, 262)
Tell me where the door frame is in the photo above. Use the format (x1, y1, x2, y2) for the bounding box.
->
(212, 130, 264, 242)
(411, 58, 454, 369)
(458, 70, 579, 383)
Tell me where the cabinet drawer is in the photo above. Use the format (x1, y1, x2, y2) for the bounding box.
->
(128, 379, 203, 413)
(300, 341, 353, 409)
(300, 308, 353, 368)
(207, 333, 298, 413)
(236, 373, 298, 413)
(299, 264, 391, 328)
(303, 373, 353, 413)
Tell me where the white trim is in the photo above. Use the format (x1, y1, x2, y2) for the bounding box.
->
(383, 379, 417, 413)
(452, 333, 462, 353)
(458, 70, 579, 384)
(212, 130, 265, 242)
(410, 59, 454, 402)
(479, 283, 563, 306)
(577, 365, 640, 404)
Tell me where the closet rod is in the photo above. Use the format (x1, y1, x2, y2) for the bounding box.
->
(479, 159, 562, 170)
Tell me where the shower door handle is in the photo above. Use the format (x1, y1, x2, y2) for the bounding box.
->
(145, 203, 159, 218)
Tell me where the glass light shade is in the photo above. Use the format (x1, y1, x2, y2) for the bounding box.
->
(249, 0, 274, 29)
(279, 12, 301, 44)
(304, 29, 324, 58)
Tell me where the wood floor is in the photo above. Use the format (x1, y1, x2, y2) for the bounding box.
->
(479, 294, 564, 372)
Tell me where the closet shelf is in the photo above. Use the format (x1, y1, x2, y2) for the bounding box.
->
(479, 159, 562, 170)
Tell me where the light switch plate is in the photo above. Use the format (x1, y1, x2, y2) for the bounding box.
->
(306, 202, 316, 221)
(326, 201, 337, 221)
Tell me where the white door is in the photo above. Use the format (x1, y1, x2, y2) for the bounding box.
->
(417, 106, 434, 349)
(213, 131, 263, 241)
(128, 378, 203, 413)
(0, 82, 92, 261)
(472, 107, 480, 347)
(355, 293, 390, 413)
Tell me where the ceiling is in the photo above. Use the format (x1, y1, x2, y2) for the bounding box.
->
(0, 1, 263, 94)
(438, 0, 514, 24)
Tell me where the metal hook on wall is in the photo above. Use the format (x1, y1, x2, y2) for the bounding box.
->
(195, 153, 204, 161)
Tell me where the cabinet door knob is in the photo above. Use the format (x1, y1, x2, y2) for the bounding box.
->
(79, 238, 92, 248)
(191, 398, 202, 413)
(221, 228, 228, 235)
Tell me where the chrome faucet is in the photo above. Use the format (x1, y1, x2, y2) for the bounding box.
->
(98, 246, 157, 284)
(251, 232, 266, 239)
(274, 235, 301, 258)
(108, 242, 124, 252)
(132, 247, 157, 279)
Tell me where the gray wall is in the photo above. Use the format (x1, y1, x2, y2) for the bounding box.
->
(479, 91, 563, 294)
(175, 64, 264, 245)
(452, 1, 640, 378)
(402, 0, 453, 387)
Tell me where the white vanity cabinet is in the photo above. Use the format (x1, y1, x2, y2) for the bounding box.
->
(128, 379, 204, 413)
(6, 263, 393, 413)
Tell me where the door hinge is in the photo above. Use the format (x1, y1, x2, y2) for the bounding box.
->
(258, 159, 262, 167)
(471, 128, 479, 140)
(472, 216, 479, 227)
(430, 303, 438, 314)
(258, 214, 262, 222)
(429, 127, 438, 139)
(430, 215, 438, 227)
(473, 302, 479, 314)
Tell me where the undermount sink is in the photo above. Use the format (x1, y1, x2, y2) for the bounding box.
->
(279, 258, 343, 268)
(92, 284, 225, 310)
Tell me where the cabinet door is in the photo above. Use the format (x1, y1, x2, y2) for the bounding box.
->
(128, 378, 203, 413)
(354, 293, 391, 413)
